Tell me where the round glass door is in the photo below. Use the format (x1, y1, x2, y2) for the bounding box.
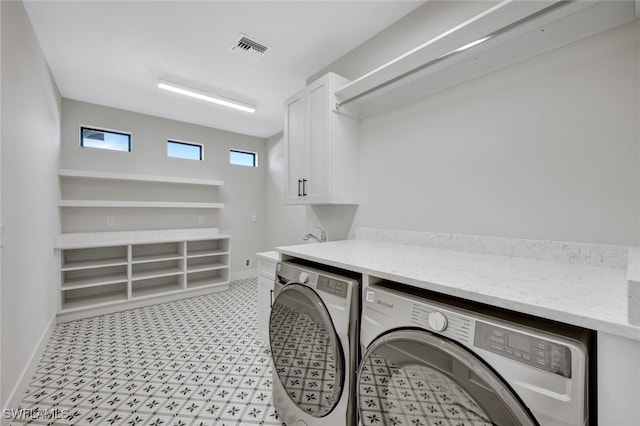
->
(269, 283, 344, 417)
(358, 330, 538, 426)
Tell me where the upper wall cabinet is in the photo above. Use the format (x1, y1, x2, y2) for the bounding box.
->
(284, 72, 359, 205)
(334, 0, 638, 118)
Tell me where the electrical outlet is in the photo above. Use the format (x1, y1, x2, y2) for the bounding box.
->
(250, 214, 257, 223)
(244, 258, 251, 267)
(198, 216, 204, 225)
(106, 217, 115, 226)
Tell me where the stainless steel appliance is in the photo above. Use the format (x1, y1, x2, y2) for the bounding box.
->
(270, 261, 360, 426)
(358, 282, 594, 426)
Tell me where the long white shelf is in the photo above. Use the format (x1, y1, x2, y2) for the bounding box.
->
(334, 0, 636, 118)
(59, 200, 224, 209)
(62, 273, 128, 290)
(59, 168, 224, 186)
(131, 267, 184, 281)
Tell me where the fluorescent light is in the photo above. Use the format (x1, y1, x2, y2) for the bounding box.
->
(158, 81, 256, 113)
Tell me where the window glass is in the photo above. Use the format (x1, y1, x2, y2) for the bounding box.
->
(167, 140, 203, 161)
(230, 150, 257, 167)
(81, 127, 131, 152)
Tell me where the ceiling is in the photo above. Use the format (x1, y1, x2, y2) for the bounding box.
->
(23, 1, 424, 139)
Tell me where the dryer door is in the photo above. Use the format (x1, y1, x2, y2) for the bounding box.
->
(358, 329, 538, 426)
(269, 283, 344, 417)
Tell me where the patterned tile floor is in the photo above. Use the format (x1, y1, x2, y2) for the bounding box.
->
(8, 278, 286, 426)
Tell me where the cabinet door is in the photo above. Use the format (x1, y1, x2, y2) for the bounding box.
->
(284, 92, 306, 204)
(305, 76, 332, 204)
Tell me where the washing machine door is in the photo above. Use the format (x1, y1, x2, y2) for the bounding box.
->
(358, 329, 538, 426)
(269, 283, 344, 417)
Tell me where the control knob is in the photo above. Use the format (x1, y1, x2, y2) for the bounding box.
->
(298, 272, 309, 284)
(428, 311, 448, 332)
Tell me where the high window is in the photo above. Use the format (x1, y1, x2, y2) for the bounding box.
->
(229, 150, 257, 167)
(167, 140, 203, 161)
(81, 127, 131, 152)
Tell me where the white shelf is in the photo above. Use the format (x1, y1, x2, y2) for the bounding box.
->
(187, 262, 227, 273)
(132, 253, 183, 264)
(131, 267, 183, 281)
(132, 283, 184, 299)
(61, 290, 128, 312)
(62, 257, 128, 271)
(187, 248, 229, 258)
(62, 272, 128, 290)
(59, 168, 224, 186)
(59, 200, 224, 209)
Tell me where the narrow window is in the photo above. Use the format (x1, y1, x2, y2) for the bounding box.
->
(81, 127, 131, 152)
(230, 150, 257, 167)
(167, 140, 203, 161)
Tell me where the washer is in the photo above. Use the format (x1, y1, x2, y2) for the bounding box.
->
(269, 260, 360, 426)
(358, 282, 594, 426)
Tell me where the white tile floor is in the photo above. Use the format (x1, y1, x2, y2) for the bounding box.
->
(9, 278, 285, 426)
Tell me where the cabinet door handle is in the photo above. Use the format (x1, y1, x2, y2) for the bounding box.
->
(270, 289, 274, 307)
(302, 179, 308, 196)
(297, 179, 302, 197)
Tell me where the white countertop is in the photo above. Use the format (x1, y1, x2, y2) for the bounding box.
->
(276, 239, 640, 341)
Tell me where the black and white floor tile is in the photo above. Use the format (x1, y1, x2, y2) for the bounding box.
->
(9, 278, 286, 426)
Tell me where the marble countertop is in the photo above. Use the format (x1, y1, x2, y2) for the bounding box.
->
(276, 239, 639, 341)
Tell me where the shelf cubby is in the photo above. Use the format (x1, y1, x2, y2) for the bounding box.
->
(62, 265, 128, 290)
(187, 255, 229, 273)
(61, 246, 128, 271)
(187, 269, 229, 290)
(132, 242, 184, 264)
(187, 239, 230, 258)
(132, 275, 185, 299)
(61, 282, 128, 311)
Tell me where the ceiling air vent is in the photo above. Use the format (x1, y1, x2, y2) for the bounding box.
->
(229, 34, 269, 62)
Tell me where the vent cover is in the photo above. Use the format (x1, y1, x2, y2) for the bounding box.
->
(229, 34, 269, 62)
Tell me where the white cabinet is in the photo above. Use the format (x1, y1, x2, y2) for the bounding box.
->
(284, 72, 359, 205)
(256, 251, 278, 342)
(56, 228, 230, 321)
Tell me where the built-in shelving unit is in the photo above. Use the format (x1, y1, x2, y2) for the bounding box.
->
(56, 228, 230, 321)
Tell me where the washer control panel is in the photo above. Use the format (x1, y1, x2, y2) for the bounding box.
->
(276, 262, 348, 298)
(316, 275, 348, 298)
(474, 321, 572, 378)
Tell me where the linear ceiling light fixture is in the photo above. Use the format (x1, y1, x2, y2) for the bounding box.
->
(158, 81, 256, 113)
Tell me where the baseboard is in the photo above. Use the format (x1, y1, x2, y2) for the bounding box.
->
(2, 314, 56, 421)
(230, 269, 257, 281)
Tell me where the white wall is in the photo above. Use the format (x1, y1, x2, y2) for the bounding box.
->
(60, 99, 267, 273)
(356, 21, 639, 246)
(1, 1, 61, 409)
(263, 132, 358, 249)
(266, 11, 640, 248)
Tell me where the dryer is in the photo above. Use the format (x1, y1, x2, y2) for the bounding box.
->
(358, 282, 594, 426)
(269, 261, 360, 426)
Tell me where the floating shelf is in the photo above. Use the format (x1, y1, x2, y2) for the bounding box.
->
(59, 169, 224, 186)
(59, 200, 224, 209)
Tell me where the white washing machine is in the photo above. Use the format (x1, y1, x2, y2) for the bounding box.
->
(269, 261, 360, 426)
(358, 282, 594, 426)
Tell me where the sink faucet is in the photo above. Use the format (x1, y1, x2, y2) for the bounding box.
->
(303, 226, 327, 243)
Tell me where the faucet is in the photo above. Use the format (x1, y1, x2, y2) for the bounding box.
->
(303, 226, 327, 243)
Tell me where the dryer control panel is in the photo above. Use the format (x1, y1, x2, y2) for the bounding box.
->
(474, 322, 572, 378)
